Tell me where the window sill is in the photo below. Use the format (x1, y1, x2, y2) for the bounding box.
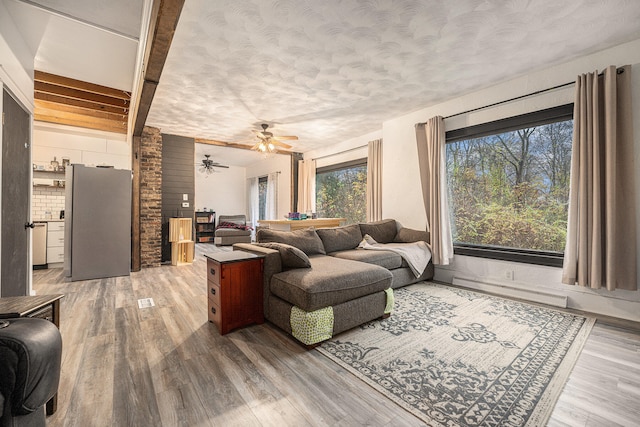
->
(454, 244, 563, 268)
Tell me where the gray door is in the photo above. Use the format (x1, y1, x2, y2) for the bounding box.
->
(1, 87, 31, 296)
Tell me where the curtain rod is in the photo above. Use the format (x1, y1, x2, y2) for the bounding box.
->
(312, 144, 367, 161)
(247, 171, 281, 179)
(417, 67, 625, 124)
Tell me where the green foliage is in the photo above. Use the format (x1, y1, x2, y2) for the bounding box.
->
(447, 120, 572, 253)
(316, 165, 366, 224)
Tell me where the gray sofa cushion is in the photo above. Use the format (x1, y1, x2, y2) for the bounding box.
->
(394, 227, 430, 244)
(214, 228, 251, 237)
(254, 242, 311, 268)
(316, 224, 362, 253)
(257, 227, 326, 256)
(359, 219, 397, 244)
(331, 248, 404, 270)
(270, 255, 392, 312)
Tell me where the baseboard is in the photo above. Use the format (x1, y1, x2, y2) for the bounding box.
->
(452, 276, 568, 308)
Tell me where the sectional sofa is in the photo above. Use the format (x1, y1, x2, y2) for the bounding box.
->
(233, 219, 434, 347)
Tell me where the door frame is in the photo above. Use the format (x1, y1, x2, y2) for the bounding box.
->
(0, 77, 34, 296)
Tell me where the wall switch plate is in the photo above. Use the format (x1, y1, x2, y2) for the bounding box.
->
(183, 194, 188, 200)
(181, 202, 189, 208)
(505, 270, 514, 280)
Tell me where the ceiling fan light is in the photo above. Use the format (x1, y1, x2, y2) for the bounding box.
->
(268, 142, 275, 151)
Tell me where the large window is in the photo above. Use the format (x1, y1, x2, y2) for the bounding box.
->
(316, 159, 367, 224)
(445, 105, 573, 266)
(258, 176, 268, 220)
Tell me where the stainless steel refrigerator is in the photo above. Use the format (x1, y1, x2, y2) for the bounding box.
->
(64, 164, 131, 281)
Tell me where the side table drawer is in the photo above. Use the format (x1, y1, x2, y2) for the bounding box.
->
(207, 262, 221, 285)
(207, 301, 221, 326)
(28, 305, 54, 322)
(208, 282, 221, 307)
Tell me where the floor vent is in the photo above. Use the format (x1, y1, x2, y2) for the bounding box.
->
(137, 298, 155, 309)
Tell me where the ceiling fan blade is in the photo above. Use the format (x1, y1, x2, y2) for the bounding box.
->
(273, 135, 298, 140)
(271, 139, 292, 149)
(212, 163, 229, 168)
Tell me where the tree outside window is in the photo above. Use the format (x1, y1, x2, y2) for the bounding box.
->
(446, 106, 573, 261)
(316, 159, 367, 224)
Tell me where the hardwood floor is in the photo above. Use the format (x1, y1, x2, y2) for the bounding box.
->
(33, 245, 640, 426)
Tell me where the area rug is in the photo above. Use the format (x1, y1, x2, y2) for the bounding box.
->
(317, 282, 594, 427)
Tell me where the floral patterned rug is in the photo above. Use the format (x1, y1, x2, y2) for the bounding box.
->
(317, 282, 594, 427)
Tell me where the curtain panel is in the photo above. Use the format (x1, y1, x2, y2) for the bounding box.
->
(297, 159, 316, 214)
(247, 177, 259, 229)
(366, 139, 383, 222)
(562, 65, 637, 291)
(266, 172, 279, 220)
(415, 116, 454, 265)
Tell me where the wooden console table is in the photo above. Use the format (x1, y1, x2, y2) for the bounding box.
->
(257, 218, 346, 231)
(0, 294, 64, 415)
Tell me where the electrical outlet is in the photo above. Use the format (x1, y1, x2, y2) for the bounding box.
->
(181, 202, 189, 208)
(505, 270, 514, 280)
(183, 194, 188, 201)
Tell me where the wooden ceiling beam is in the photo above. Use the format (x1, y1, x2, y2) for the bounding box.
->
(34, 70, 130, 100)
(132, 0, 185, 136)
(35, 100, 128, 122)
(35, 81, 130, 108)
(195, 137, 291, 155)
(35, 110, 127, 134)
(34, 93, 128, 115)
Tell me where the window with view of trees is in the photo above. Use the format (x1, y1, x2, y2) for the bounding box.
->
(316, 159, 367, 224)
(258, 176, 267, 220)
(445, 104, 573, 266)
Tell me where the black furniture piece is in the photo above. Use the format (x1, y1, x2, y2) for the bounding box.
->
(0, 317, 62, 427)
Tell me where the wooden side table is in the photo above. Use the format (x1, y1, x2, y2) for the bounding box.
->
(0, 294, 64, 415)
(205, 252, 264, 335)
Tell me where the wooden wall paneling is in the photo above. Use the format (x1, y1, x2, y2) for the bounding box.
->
(161, 133, 194, 262)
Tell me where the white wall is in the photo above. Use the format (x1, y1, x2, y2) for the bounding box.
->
(0, 0, 34, 109)
(304, 130, 381, 168)
(195, 164, 246, 219)
(380, 39, 640, 322)
(33, 122, 130, 169)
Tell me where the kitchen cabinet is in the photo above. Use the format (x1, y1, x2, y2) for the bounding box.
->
(47, 221, 65, 266)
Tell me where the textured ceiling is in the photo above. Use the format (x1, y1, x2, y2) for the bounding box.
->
(146, 0, 640, 153)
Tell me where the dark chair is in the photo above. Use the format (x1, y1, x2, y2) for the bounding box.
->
(0, 317, 62, 427)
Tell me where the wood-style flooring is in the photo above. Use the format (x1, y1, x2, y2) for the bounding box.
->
(32, 245, 640, 426)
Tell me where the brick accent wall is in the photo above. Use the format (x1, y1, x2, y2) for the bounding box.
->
(140, 126, 162, 267)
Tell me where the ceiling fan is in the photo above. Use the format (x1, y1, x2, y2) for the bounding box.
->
(251, 124, 298, 153)
(197, 155, 229, 174)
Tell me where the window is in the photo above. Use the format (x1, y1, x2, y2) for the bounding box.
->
(316, 159, 367, 224)
(258, 176, 268, 220)
(445, 104, 573, 266)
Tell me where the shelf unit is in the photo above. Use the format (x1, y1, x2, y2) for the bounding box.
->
(169, 218, 194, 265)
(33, 170, 66, 188)
(195, 211, 216, 243)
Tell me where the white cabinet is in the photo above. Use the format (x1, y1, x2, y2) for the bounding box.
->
(47, 221, 65, 266)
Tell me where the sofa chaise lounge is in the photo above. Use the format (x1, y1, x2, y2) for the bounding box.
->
(234, 219, 434, 347)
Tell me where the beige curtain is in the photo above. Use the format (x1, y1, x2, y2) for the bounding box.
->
(366, 139, 383, 222)
(297, 159, 316, 214)
(562, 65, 637, 291)
(416, 116, 454, 265)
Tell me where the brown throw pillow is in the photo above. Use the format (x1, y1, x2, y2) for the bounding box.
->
(359, 219, 397, 244)
(256, 227, 326, 255)
(316, 224, 363, 253)
(254, 242, 311, 268)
